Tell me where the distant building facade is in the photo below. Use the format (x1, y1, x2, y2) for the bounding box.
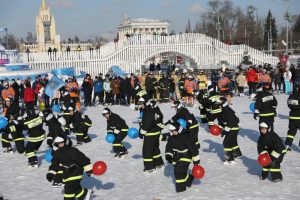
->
(117, 14, 169, 41)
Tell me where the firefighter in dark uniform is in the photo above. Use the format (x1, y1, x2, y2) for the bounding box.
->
(133, 84, 147, 110)
(61, 106, 74, 135)
(47, 136, 93, 200)
(102, 107, 128, 158)
(166, 100, 200, 149)
(285, 85, 300, 150)
(23, 111, 45, 167)
(257, 122, 286, 182)
(254, 84, 278, 132)
(139, 97, 164, 173)
(216, 97, 242, 164)
(1, 98, 20, 153)
(196, 91, 208, 124)
(69, 111, 92, 145)
(179, 73, 187, 101)
(205, 85, 222, 128)
(165, 122, 200, 193)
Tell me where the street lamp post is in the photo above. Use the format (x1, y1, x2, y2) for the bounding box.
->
(283, 0, 292, 55)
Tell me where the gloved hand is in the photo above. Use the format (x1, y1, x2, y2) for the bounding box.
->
(138, 133, 144, 139)
(114, 129, 120, 134)
(47, 139, 53, 148)
(86, 170, 93, 177)
(224, 126, 231, 132)
(193, 159, 200, 165)
(165, 154, 173, 164)
(46, 173, 54, 182)
(164, 120, 171, 126)
(253, 113, 258, 120)
(199, 104, 203, 110)
(69, 123, 74, 129)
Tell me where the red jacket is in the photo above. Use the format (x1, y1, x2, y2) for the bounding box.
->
(246, 69, 257, 83)
(24, 87, 35, 103)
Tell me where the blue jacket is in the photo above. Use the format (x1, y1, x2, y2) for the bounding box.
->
(94, 80, 103, 92)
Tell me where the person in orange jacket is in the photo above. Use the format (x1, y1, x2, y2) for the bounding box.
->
(65, 77, 80, 111)
(257, 69, 271, 89)
(184, 75, 197, 106)
(1, 81, 15, 115)
(218, 73, 232, 104)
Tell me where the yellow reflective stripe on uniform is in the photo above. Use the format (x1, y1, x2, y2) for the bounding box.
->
(287, 135, 294, 139)
(195, 141, 200, 145)
(289, 116, 300, 120)
(224, 148, 233, 151)
(200, 115, 206, 118)
(28, 134, 45, 142)
(153, 154, 161, 159)
(24, 117, 43, 129)
(64, 113, 72, 115)
(270, 168, 281, 172)
(145, 131, 160, 136)
(189, 124, 199, 129)
(231, 127, 240, 131)
(75, 133, 84, 136)
(121, 129, 129, 132)
(176, 174, 189, 183)
(83, 164, 92, 172)
(262, 168, 269, 171)
(13, 137, 25, 142)
(57, 170, 63, 174)
(10, 126, 16, 132)
(192, 155, 200, 162)
(75, 188, 85, 198)
(282, 149, 287, 154)
(209, 95, 220, 101)
(113, 143, 122, 146)
(208, 122, 214, 125)
(26, 152, 35, 158)
(157, 123, 165, 128)
(63, 175, 82, 182)
(64, 193, 75, 198)
(232, 146, 239, 150)
(210, 109, 222, 114)
(179, 158, 192, 162)
(143, 158, 153, 162)
(1, 138, 10, 143)
(84, 122, 92, 127)
(271, 150, 280, 158)
(259, 113, 274, 117)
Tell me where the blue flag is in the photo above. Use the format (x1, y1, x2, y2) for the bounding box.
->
(45, 74, 65, 98)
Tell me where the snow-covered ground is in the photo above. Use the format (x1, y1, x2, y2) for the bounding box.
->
(0, 94, 299, 200)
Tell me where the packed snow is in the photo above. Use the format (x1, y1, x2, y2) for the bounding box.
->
(0, 94, 299, 200)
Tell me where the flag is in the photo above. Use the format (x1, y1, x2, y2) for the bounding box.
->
(45, 74, 65, 98)
(278, 53, 289, 65)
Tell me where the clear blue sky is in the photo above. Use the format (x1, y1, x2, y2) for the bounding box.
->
(0, 0, 299, 41)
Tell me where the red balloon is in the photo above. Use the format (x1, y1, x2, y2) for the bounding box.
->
(192, 165, 205, 179)
(92, 161, 107, 176)
(257, 153, 271, 167)
(209, 125, 221, 136)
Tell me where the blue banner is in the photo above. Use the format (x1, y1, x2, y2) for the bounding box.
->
(51, 67, 75, 76)
(111, 66, 126, 77)
(4, 64, 30, 71)
(44, 75, 65, 98)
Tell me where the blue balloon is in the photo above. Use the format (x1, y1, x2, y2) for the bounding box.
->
(249, 102, 255, 113)
(44, 149, 53, 163)
(177, 118, 187, 129)
(52, 104, 61, 113)
(106, 133, 115, 143)
(128, 128, 139, 139)
(0, 117, 8, 129)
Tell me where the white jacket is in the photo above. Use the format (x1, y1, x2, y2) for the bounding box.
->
(103, 80, 111, 92)
(283, 71, 292, 81)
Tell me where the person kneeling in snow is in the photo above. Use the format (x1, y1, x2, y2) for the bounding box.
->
(47, 136, 93, 200)
(257, 122, 286, 182)
(165, 122, 200, 193)
(69, 110, 92, 145)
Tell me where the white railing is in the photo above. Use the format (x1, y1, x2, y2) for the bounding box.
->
(13, 33, 279, 75)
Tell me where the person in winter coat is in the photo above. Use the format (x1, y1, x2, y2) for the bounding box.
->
(103, 75, 112, 105)
(111, 77, 121, 105)
(184, 75, 197, 106)
(283, 68, 292, 94)
(236, 72, 246, 96)
(24, 82, 35, 116)
(102, 107, 129, 158)
(81, 76, 93, 107)
(172, 71, 181, 100)
(165, 122, 200, 193)
(69, 111, 92, 145)
(257, 122, 286, 182)
(285, 85, 300, 150)
(158, 74, 170, 103)
(197, 70, 208, 94)
(254, 84, 278, 132)
(65, 78, 80, 111)
(11, 79, 20, 104)
(46, 136, 93, 200)
(218, 73, 232, 104)
(1, 82, 15, 115)
(93, 75, 104, 105)
(246, 66, 257, 96)
(273, 67, 282, 94)
(120, 74, 132, 105)
(145, 72, 157, 100)
(169, 76, 176, 101)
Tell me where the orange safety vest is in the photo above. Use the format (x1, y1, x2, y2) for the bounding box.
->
(218, 77, 231, 91)
(1, 87, 15, 99)
(66, 82, 79, 97)
(184, 79, 197, 94)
